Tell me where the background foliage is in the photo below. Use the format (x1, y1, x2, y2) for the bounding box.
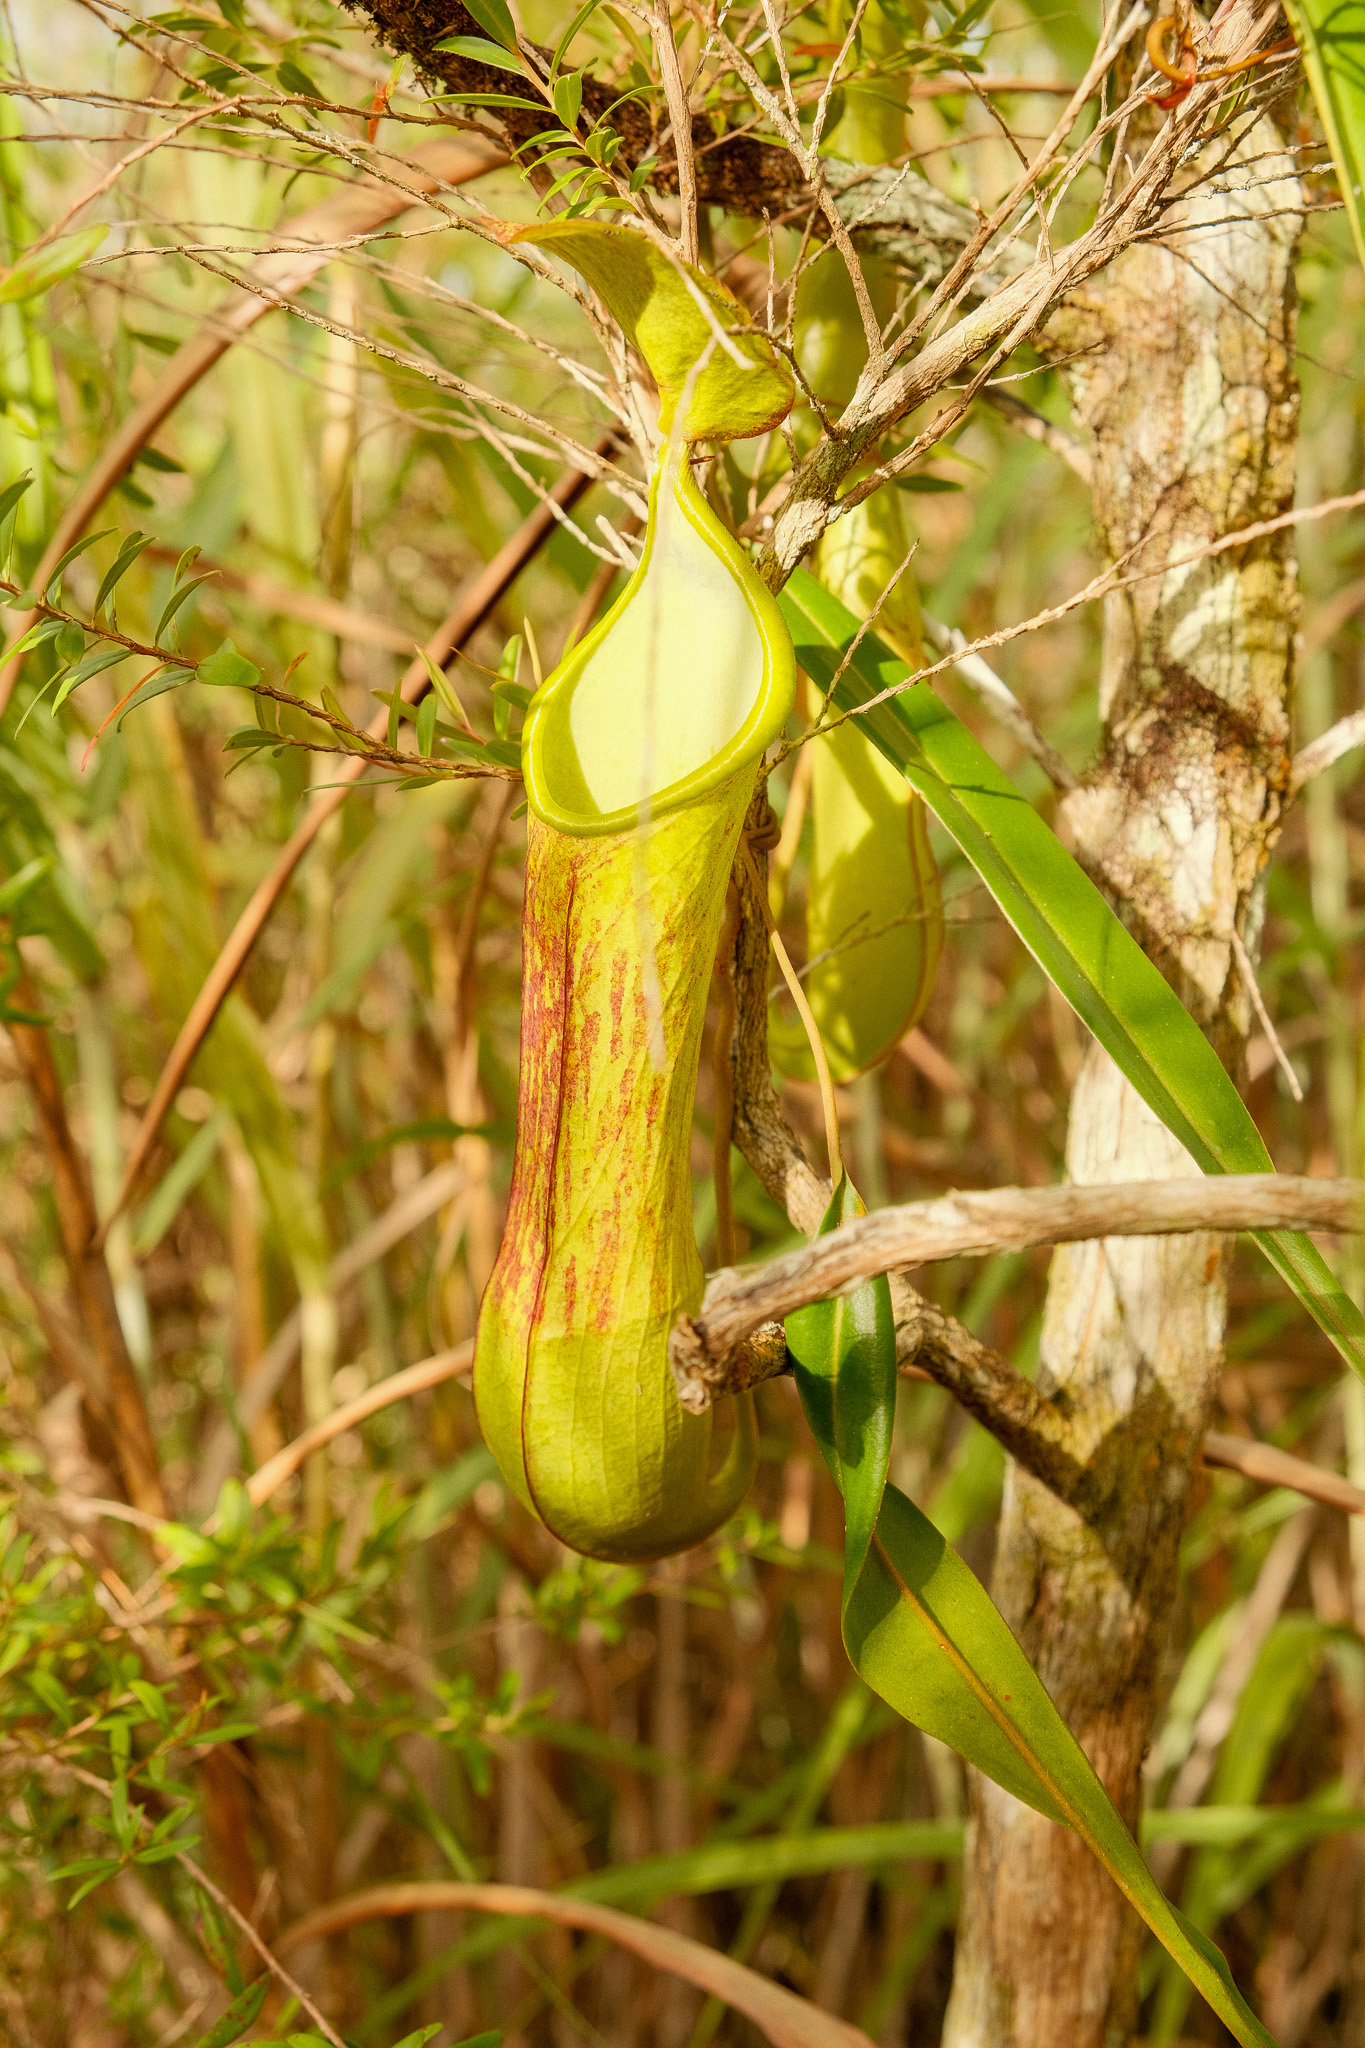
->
(3, 0, 1365, 2042)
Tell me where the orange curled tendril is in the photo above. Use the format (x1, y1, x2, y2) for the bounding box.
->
(1145, 14, 1296, 108)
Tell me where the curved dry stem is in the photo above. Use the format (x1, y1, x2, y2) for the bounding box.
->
(276, 1880, 875, 2048)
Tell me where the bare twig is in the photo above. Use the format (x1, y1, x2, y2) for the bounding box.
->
(1229, 927, 1302, 1101)
(920, 612, 1077, 790)
(172, 1854, 346, 2048)
(654, 0, 699, 265)
(1291, 709, 1365, 795)
(21, 103, 220, 258)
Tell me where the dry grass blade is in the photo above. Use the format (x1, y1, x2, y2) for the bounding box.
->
(1202, 1431, 1365, 1514)
(276, 1881, 877, 2048)
(240, 1343, 473, 1514)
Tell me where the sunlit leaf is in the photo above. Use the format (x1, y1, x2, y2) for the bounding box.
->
(1284, 0, 1365, 271)
(434, 34, 525, 70)
(843, 1484, 1275, 2045)
(0, 225, 107, 304)
(197, 638, 262, 692)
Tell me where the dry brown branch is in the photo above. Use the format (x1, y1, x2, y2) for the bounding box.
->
(97, 446, 609, 1253)
(670, 1178, 1365, 1387)
(275, 1880, 876, 2048)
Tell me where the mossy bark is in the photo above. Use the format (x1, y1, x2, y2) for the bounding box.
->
(943, 114, 1303, 2048)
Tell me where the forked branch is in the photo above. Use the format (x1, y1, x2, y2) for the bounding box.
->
(670, 1178, 1365, 1387)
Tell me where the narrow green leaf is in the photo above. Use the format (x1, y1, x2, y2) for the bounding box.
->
(0, 855, 54, 913)
(0, 225, 107, 304)
(0, 473, 33, 530)
(416, 692, 437, 757)
(553, 69, 584, 127)
(129, 1107, 229, 1257)
(155, 572, 210, 642)
(189, 1978, 267, 2048)
(778, 569, 1365, 1379)
(427, 90, 546, 109)
(434, 34, 524, 69)
(892, 473, 964, 493)
(276, 59, 321, 96)
(116, 665, 184, 729)
(783, 1199, 1276, 2043)
(786, 1176, 895, 1603)
(847, 1483, 1276, 2046)
(55, 621, 85, 664)
(95, 531, 154, 615)
(43, 527, 115, 598)
(3, 615, 65, 665)
(415, 644, 474, 732)
(52, 643, 129, 712)
(552, 0, 601, 75)
(1284, 0, 1365, 271)
(461, 0, 518, 50)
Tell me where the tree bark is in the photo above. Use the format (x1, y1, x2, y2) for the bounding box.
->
(942, 109, 1303, 2048)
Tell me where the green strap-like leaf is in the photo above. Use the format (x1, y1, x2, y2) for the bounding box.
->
(778, 568, 1365, 1379)
(851, 1484, 1277, 2047)
(1284, 0, 1365, 272)
(786, 1176, 896, 1603)
(786, 1229, 1276, 2046)
(505, 219, 795, 443)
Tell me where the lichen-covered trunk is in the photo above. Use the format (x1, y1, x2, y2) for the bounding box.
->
(943, 117, 1302, 2048)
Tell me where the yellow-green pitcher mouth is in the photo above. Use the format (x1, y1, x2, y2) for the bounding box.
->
(522, 449, 794, 837)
